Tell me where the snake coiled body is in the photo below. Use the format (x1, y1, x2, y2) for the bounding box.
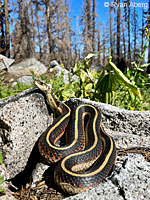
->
(34, 80, 116, 195)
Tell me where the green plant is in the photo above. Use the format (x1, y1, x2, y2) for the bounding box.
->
(111, 82, 150, 111)
(0, 82, 33, 99)
(112, 28, 150, 110)
(46, 50, 149, 110)
(0, 152, 5, 194)
(0, 70, 5, 98)
(49, 72, 66, 101)
(72, 53, 97, 98)
(95, 49, 141, 104)
(129, 28, 150, 88)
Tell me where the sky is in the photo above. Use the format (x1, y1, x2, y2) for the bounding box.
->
(69, 0, 149, 30)
(68, 0, 150, 60)
(69, 0, 110, 31)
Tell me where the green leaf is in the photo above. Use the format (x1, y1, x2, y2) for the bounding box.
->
(131, 61, 137, 68)
(73, 63, 80, 74)
(96, 63, 109, 89)
(136, 67, 144, 72)
(146, 106, 150, 110)
(140, 63, 150, 68)
(87, 69, 94, 82)
(0, 188, 5, 194)
(0, 152, 3, 165)
(109, 61, 141, 98)
(96, 73, 114, 94)
(0, 176, 4, 185)
(85, 83, 93, 90)
(62, 89, 75, 99)
(85, 53, 95, 60)
(137, 53, 142, 59)
(129, 90, 135, 101)
(80, 70, 87, 82)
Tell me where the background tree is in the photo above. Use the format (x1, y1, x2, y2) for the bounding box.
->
(92, 0, 96, 52)
(0, 1, 5, 55)
(45, 0, 53, 55)
(4, 0, 10, 57)
(11, 0, 35, 59)
(81, 0, 92, 55)
(117, 0, 121, 64)
(121, 14, 126, 59)
(127, 0, 131, 65)
(109, 2, 114, 59)
(141, 8, 145, 55)
(97, 24, 101, 64)
(132, 6, 138, 62)
(148, 0, 150, 72)
(0, 0, 149, 72)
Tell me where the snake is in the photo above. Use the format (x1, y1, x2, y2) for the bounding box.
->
(34, 79, 117, 195)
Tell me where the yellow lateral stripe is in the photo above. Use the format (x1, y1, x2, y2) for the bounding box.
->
(61, 113, 114, 177)
(47, 93, 59, 111)
(46, 103, 71, 150)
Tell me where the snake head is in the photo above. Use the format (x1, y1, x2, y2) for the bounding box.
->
(34, 79, 60, 113)
(34, 79, 52, 94)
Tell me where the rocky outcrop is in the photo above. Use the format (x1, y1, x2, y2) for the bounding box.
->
(1, 57, 77, 86)
(2, 57, 48, 86)
(49, 60, 78, 84)
(8, 58, 47, 76)
(0, 88, 150, 199)
(0, 88, 51, 179)
(66, 153, 150, 200)
(17, 75, 34, 85)
(0, 54, 14, 70)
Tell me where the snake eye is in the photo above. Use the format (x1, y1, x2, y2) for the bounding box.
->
(40, 81, 46, 86)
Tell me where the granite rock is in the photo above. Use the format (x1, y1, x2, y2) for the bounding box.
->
(8, 58, 47, 76)
(0, 88, 52, 180)
(17, 75, 34, 85)
(65, 154, 150, 200)
(0, 54, 14, 70)
(49, 60, 78, 84)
